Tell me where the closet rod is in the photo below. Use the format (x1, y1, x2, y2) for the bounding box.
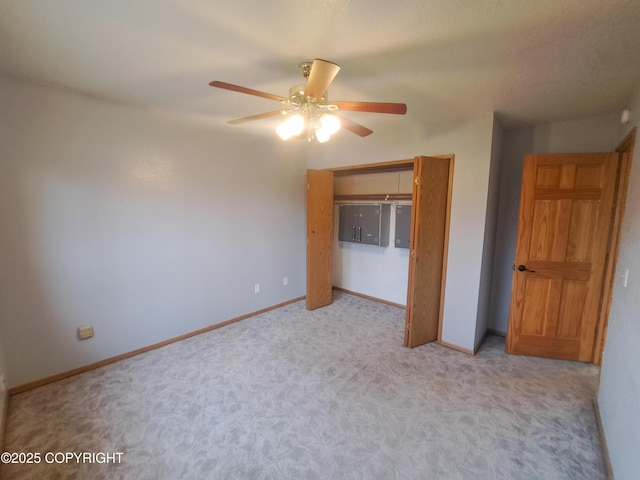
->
(334, 194, 412, 202)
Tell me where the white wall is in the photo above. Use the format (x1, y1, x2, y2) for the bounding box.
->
(0, 74, 307, 388)
(309, 113, 496, 352)
(598, 86, 640, 480)
(487, 113, 623, 333)
(332, 203, 410, 306)
(474, 115, 504, 348)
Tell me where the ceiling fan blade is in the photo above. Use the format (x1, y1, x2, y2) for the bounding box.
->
(333, 101, 407, 115)
(304, 59, 341, 99)
(227, 110, 289, 125)
(209, 81, 288, 102)
(338, 116, 373, 137)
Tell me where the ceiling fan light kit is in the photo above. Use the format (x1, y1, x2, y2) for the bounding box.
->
(209, 59, 407, 143)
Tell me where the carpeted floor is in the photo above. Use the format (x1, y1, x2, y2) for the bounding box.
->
(2, 292, 606, 479)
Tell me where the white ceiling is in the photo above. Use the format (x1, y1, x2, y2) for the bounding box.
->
(1, 0, 639, 132)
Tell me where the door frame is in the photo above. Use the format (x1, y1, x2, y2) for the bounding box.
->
(307, 155, 454, 346)
(593, 127, 636, 364)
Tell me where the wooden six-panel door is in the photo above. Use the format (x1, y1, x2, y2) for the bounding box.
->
(506, 153, 619, 361)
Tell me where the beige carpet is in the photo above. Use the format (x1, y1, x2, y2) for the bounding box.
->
(2, 292, 606, 479)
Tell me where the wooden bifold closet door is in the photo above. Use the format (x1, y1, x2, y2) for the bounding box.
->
(404, 156, 452, 347)
(306, 169, 334, 310)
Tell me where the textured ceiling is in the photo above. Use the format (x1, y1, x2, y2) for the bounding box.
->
(1, 0, 639, 131)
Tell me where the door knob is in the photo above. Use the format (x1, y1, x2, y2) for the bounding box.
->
(517, 264, 536, 273)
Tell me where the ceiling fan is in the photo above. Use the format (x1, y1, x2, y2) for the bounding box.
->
(209, 59, 407, 143)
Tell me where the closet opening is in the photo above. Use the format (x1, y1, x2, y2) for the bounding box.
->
(306, 156, 454, 347)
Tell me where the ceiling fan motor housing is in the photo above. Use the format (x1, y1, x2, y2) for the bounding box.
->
(289, 84, 329, 108)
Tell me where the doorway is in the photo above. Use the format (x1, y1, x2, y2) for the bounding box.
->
(506, 129, 635, 362)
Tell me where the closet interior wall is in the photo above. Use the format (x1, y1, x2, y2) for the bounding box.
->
(332, 167, 414, 306)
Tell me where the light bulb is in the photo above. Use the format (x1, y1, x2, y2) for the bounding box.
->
(314, 114, 340, 143)
(315, 126, 331, 143)
(276, 114, 305, 140)
(320, 114, 340, 135)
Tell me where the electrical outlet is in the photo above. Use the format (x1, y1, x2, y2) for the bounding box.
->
(78, 325, 94, 340)
(283, 276, 289, 286)
(254, 284, 260, 294)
